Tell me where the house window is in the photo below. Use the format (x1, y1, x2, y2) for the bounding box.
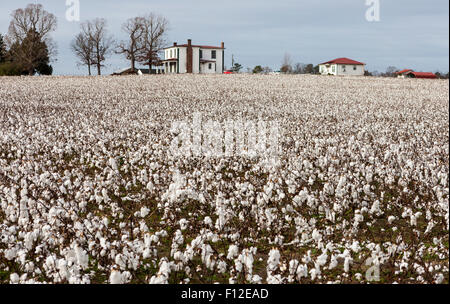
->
(332, 66, 335, 72)
(200, 50, 203, 59)
(342, 65, 346, 72)
(212, 50, 216, 59)
(208, 63, 212, 69)
(353, 65, 357, 70)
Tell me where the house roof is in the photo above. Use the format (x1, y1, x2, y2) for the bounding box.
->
(112, 67, 132, 75)
(410, 72, 437, 79)
(320, 57, 365, 65)
(396, 69, 413, 74)
(164, 44, 224, 50)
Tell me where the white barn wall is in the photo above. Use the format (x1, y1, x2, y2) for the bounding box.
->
(337, 64, 365, 76)
(320, 64, 365, 76)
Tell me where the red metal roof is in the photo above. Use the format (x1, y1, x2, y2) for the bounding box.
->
(410, 72, 437, 79)
(320, 57, 365, 65)
(396, 69, 413, 74)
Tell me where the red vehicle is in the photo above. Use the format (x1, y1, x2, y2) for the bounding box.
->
(223, 70, 233, 74)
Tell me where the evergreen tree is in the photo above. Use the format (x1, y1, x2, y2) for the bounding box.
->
(0, 34, 6, 63)
(9, 30, 53, 75)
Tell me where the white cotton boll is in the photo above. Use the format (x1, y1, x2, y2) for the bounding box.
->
(140, 207, 150, 218)
(410, 212, 422, 226)
(146, 182, 154, 192)
(388, 216, 396, 224)
(351, 241, 361, 253)
(5, 248, 17, 260)
(328, 255, 338, 270)
(143, 248, 152, 259)
(370, 200, 382, 215)
(252, 275, 262, 284)
(59, 185, 67, 194)
(310, 268, 320, 281)
(353, 212, 364, 228)
(267, 249, 280, 272)
(312, 229, 322, 243)
(109, 158, 118, 171)
(115, 254, 127, 269)
(204, 216, 213, 227)
(179, 218, 188, 231)
(267, 274, 283, 284)
(45, 256, 55, 269)
(10, 273, 20, 284)
(74, 245, 89, 269)
(289, 259, 299, 275)
(109, 270, 124, 284)
(435, 273, 444, 284)
(235, 259, 243, 272)
(173, 229, 184, 245)
(363, 184, 371, 195)
(344, 257, 353, 273)
(217, 261, 227, 273)
(296, 264, 308, 280)
(227, 245, 239, 260)
(243, 250, 254, 274)
(316, 251, 328, 267)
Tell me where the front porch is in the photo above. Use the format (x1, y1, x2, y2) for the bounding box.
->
(162, 59, 178, 74)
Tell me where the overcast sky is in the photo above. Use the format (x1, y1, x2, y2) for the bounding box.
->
(0, 0, 448, 75)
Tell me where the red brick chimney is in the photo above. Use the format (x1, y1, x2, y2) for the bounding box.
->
(221, 42, 224, 49)
(186, 39, 193, 73)
(173, 42, 177, 46)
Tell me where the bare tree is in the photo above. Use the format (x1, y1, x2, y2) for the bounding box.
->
(262, 66, 273, 74)
(293, 63, 305, 74)
(137, 13, 169, 71)
(83, 19, 114, 75)
(385, 66, 398, 77)
(116, 17, 146, 72)
(71, 27, 95, 75)
(6, 3, 57, 75)
(280, 52, 293, 74)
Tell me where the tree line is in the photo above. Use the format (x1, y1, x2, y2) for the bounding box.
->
(0, 3, 169, 76)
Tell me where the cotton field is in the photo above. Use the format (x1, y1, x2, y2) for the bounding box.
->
(0, 74, 448, 284)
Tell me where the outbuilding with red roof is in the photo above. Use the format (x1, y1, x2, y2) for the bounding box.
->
(396, 69, 437, 79)
(318, 57, 365, 76)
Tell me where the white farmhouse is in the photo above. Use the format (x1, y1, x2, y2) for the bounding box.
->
(319, 58, 365, 76)
(162, 39, 225, 74)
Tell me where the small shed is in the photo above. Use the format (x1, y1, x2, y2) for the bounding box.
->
(396, 69, 437, 79)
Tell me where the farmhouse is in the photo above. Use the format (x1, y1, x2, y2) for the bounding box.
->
(396, 69, 437, 79)
(319, 58, 365, 76)
(162, 39, 225, 74)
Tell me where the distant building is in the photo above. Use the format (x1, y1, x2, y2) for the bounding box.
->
(162, 39, 225, 74)
(111, 67, 164, 76)
(319, 58, 365, 76)
(396, 69, 437, 79)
